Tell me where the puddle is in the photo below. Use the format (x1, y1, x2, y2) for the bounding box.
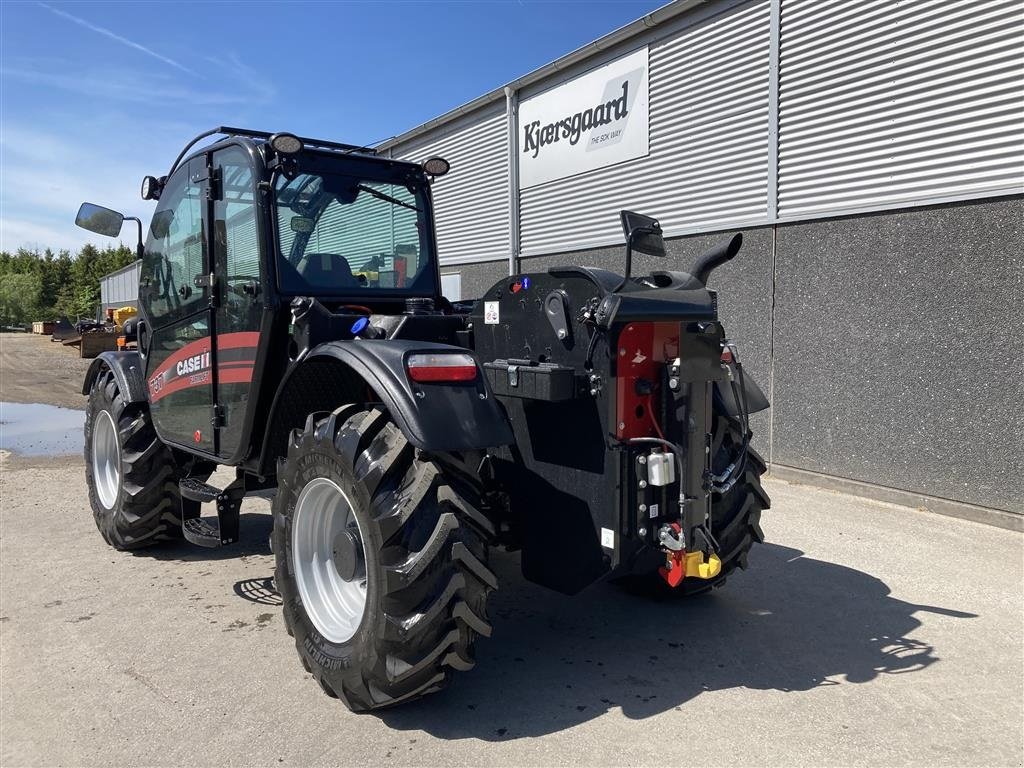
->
(0, 402, 85, 456)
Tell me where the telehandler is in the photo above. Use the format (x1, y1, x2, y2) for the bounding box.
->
(76, 127, 769, 710)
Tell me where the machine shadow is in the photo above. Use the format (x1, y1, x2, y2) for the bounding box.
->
(379, 542, 976, 741)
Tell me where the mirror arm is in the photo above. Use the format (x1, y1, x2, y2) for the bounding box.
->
(614, 238, 634, 293)
(123, 216, 144, 260)
(616, 227, 658, 292)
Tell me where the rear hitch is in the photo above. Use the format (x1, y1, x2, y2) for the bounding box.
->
(657, 522, 722, 587)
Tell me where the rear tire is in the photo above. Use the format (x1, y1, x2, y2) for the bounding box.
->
(84, 369, 185, 550)
(273, 405, 496, 711)
(626, 406, 769, 596)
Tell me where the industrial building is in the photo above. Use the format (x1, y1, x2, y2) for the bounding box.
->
(98, 260, 140, 316)
(378, 0, 1024, 521)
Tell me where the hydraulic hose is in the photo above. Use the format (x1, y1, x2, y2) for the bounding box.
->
(710, 346, 752, 493)
(583, 326, 604, 371)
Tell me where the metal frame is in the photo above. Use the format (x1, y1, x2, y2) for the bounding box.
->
(766, 0, 781, 222)
(168, 126, 377, 176)
(504, 87, 520, 278)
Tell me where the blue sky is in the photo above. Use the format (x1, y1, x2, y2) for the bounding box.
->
(0, 0, 663, 254)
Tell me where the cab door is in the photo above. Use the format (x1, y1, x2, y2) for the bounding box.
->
(138, 157, 215, 452)
(210, 145, 262, 459)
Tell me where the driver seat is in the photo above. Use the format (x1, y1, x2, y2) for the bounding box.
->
(297, 252, 359, 288)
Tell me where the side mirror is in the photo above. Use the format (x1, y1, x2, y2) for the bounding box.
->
(620, 210, 666, 258)
(616, 210, 665, 291)
(75, 202, 125, 238)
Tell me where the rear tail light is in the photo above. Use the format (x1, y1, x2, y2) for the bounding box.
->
(406, 352, 478, 383)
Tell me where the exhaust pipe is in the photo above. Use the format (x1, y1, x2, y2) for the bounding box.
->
(690, 233, 743, 286)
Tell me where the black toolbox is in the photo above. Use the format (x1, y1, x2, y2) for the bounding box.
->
(483, 358, 578, 401)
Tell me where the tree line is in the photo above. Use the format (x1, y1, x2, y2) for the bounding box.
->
(0, 244, 137, 326)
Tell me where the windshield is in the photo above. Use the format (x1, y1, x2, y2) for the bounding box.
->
(274, 169, 435, 295)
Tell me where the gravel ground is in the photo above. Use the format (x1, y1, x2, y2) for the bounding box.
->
(1, 455, 1021, 767)
(0, 333, 92, 410)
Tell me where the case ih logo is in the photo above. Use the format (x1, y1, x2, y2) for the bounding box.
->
(177, 351, 211, 377)
(522, 81, 630, 159)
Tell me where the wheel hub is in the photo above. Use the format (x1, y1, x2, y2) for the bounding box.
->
(332, 530, 363, 582)
(291, 477, 368, 644)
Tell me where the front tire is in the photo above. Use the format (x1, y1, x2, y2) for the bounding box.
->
(273, 405, 496, 711)
(84, 369, 185, 550)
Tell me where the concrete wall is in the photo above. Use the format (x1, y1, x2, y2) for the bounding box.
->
(772, 196, 1024, 514)
(444, 195, 1023, 515)
(441, 261, 509, 303)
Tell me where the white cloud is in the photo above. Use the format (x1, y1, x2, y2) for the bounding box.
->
(0, 20, 276, 256)
(0, 215, 117, 254)
(205, 53, 277, 104)
(1, 63, 271, 107)
(37, 2, 198, 77)
(0, 123, 160, 254)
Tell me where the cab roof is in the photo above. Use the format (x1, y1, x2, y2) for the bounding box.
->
(168, 126, 419, 178)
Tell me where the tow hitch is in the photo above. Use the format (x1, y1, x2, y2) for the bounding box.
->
(658, 522, 722, 587)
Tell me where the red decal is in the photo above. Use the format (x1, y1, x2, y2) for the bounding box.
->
(511, 281, 522, 294)
(147, 331, 259, 403)
(217, 331, 260, 351)
(218, 365, 255, 385)
(193, 430, 202, 443)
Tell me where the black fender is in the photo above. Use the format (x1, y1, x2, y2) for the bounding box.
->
(269, 339, 513, 455)
(713, 370, 770, 418)
(81, 351, 148, 402)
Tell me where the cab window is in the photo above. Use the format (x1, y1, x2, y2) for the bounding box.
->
(140, 161, 206, 327)
(214, 147, 260, 333)
(274, 169, 434, 295)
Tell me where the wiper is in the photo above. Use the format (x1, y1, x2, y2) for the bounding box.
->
(355, 184, 419, 212)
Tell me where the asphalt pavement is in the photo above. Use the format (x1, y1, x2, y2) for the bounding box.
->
(1, 457, 1021, 767)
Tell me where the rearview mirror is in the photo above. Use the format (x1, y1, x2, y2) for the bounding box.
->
(620, 210, 665, 257)
(290, 216, 314, 233)
(75, 202, 124, 238)
(616, 210, 666, 291)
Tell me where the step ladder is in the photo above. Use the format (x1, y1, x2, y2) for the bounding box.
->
(179, 477, 242, 548)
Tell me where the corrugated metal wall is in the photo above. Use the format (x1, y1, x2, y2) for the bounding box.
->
(777, 0, 1024, 217)
(519, 0, 772, 256)
(100, 261, 140, 307)
(294, 185, 420, 271)
(392, 103, 510, 265)
(379, 0, 1023, 264)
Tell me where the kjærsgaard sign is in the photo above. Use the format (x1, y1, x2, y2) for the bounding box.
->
(518, 46, 650, 188)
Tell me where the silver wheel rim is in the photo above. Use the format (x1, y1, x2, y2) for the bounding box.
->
(92, 409, 121, 510)
(292, 477, 368, 644)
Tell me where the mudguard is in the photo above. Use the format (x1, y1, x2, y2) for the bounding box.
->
(714, 370, 770, 418)
(302, 340, 513, 451)
(81, 351, 147, 403)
